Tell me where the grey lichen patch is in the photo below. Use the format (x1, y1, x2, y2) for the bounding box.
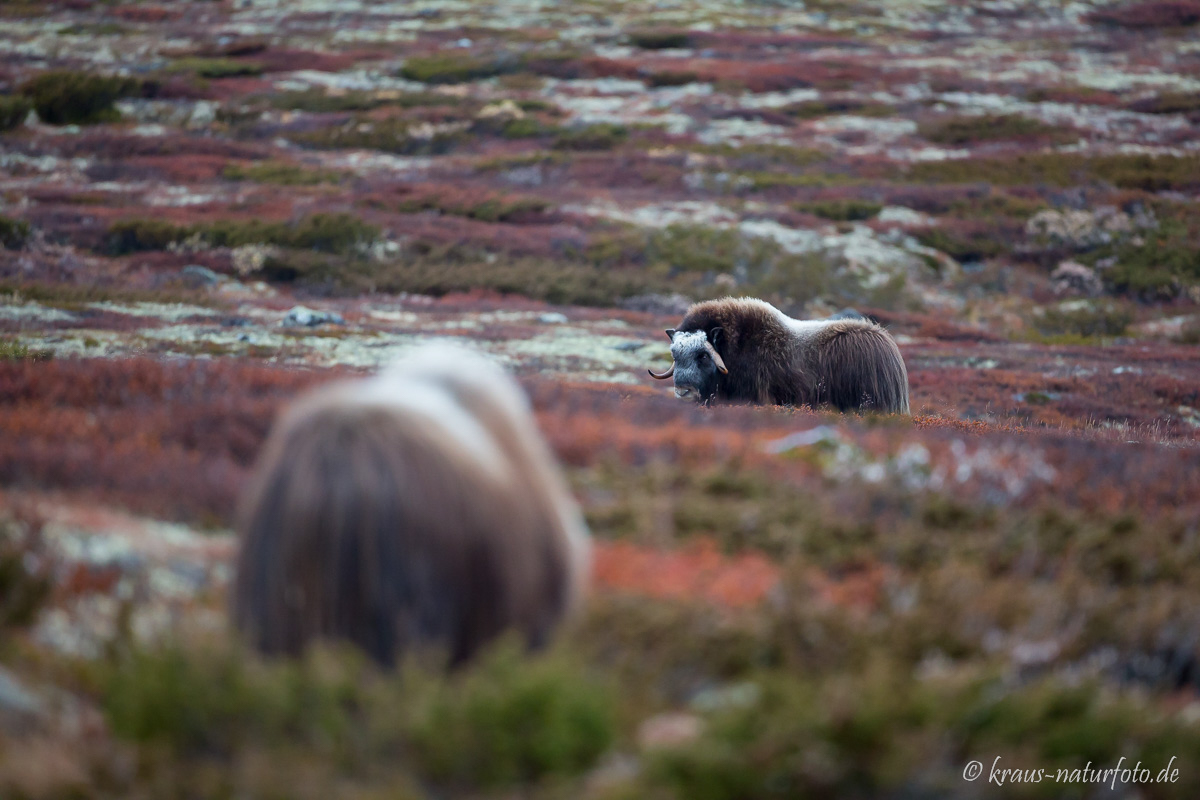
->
(0, 300, 79, 324)
(86, 302, 223, 321)
(500, 327, 658, 384)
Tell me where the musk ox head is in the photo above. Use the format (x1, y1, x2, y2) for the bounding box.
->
(648, 328, 727, 404)
(232, 344, 590, 668)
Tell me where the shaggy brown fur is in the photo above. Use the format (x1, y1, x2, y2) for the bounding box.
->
(675, 298, 910, 412)
(232, 346, 589, 667)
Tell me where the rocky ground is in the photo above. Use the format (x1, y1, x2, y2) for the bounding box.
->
(3, 0, 1200, 797)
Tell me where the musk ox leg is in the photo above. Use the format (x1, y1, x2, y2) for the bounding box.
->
(816, 326, 910, 414)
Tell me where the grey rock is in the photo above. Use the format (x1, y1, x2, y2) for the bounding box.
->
(282, 305, 345, 327)
(538, 312, 569, 324)
(0, 666, 42, 731)
(1051, 261, 1103, 297)
(181, 265, 225, 287)
(613, 340, 645, 351)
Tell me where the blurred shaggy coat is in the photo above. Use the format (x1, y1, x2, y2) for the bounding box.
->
(232, 345, 590, 667)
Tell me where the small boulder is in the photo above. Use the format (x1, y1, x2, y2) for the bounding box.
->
(180, 265, 225, 287)
(282, 305, 345, 327)
(1051, 260, 1103, 297)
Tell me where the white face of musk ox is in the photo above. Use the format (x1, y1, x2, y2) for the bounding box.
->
(648, 329, 728, 405)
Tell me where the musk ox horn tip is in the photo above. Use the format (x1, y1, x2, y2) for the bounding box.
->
(648, 363, 674, 380)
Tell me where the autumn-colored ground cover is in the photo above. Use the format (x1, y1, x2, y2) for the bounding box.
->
(3, 0, 1200, 796)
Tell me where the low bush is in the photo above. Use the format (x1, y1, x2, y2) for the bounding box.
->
(1081, 205, 1200, 297)
(0, 94, 31, 131)
(645, 224, 836, 307)
(167, 57, 263, 78)
(909, 152, 1200, 191)
(101, 639, 614, 792)
(105, 218, 186, 254)
(918, 113, 1072, 145)
(646, 69, 700, 87)
(1087, 0, 1200, 28)
(0, 214, 30, 249)
(222, 161, 342, 185)
(1035, 302, 1132, 338)
(629, 29, 692, 49)
(293, 117, 466, 155)
(552, 123, 628, 151)
(793, 199, 882, 221)
(104, 213, 378, 256)
(783, 99, 894, 119)
(364, 254, 667, 306)
(0, 338, 53, 362)
(1128, 91, 1200, 115)
(19, 70, 141, 125)
(394, 192, 550, 223)
(0, 515, 53, 631)
(270, 88, 466, 112)
(399, 54, 508, 84)
(496, 117, 546, 138)
(915, 227, 1008, 263)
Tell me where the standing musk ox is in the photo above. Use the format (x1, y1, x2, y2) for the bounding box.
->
(232, 344, 590, 667)
(648, 297, 910, 413)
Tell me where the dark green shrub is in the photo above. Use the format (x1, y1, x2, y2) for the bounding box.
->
(105, 214, 378, 256)
(793, 199, 883, 221)
(403, 643, 615, 787)
(919, 113, 1071, 145)
(0, 214, 30, 249)
(0, 516, 53, 629)
(168, 57, 263, 78)
(0, 338, 52, 361)
(105, 218, 186, 254)
(1129, 92, 1200, 114)
(285, 213, 378, 252)
(0, 94, 31, 131)
(498, 117, 545, 138)
(394, 193, 549, 223)
(552, 123, 628, 150)
(629, 29, 692, 49)
(399, 54, 506, 84)
(102, 638, 613, 789)
(202, 213, 378, 252)
(293, 117, 465, 155)
(20, 70, 140, 125)
(910, 152, 1200, 190)
(915, 227, 1008, 262)
(1036, 302, 1132, 337)
(222, 161, 341, 185)
(367, 254, 666, 306)
(784, 99, 894, 119)
(646, 70, 699, 87)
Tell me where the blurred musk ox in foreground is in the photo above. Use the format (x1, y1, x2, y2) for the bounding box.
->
(649, 297, 909, 414)
(232, 344, 590, 667)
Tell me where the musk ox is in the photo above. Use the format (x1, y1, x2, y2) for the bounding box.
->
(232, 344, 590, 667)
(648, 297, 909, 413)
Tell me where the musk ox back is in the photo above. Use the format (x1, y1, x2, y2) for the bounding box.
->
(649, 297, 909, 413)
(232, 344, 589, 667)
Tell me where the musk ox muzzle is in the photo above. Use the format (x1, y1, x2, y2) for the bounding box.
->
(648, 328, 728, 405)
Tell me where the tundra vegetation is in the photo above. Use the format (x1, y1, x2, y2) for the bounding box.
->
(3, 0, 1200, 796)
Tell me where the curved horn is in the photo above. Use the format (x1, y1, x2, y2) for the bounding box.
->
(704, 341, 729, 374)
(648, 363, 674, 380)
